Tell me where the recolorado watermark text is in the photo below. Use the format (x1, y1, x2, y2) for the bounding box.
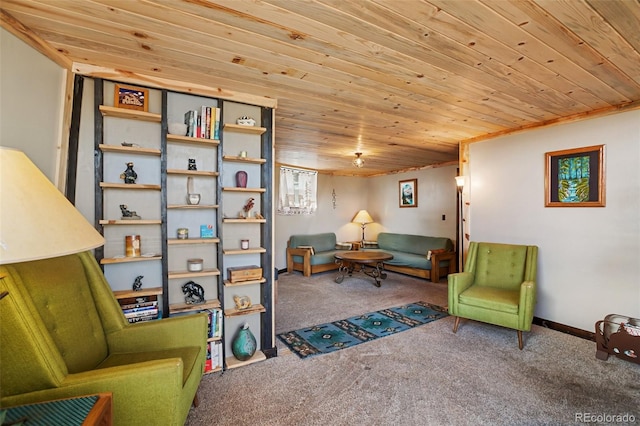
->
(575, 412, 636, 424)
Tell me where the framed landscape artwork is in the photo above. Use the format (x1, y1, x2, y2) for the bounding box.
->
(399, 179, 418, 208)
(545, 145, 605, 207)
(114, 84, 149, 112)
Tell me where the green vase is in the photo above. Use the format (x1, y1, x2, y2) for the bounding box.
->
(232, 323, 257, 361)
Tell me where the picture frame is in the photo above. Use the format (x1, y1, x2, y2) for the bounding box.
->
(544, 144, 605, 207)
(114, 84, 149, 112)
(399, 178, 418, 208)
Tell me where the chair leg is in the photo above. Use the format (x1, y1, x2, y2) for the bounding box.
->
(517, 330, 523, 350)
(192, 392, 200, 408)
(453, 316, 460, 333)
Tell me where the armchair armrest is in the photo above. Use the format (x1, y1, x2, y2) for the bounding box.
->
(518, 280, 537, 331)
(107, 313, 207, 353)
(287, 247, 313, 276)
(3, 359, 185, 423)
(447, 271, 474, 314)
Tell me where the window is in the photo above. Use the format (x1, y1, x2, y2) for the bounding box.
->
(278, 166, 317, 215)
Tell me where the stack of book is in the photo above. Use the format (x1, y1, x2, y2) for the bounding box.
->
(118, 294, 160, 323)
(184, 106, 220, 139)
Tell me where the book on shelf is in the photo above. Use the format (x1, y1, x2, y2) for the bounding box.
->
(205, 340, 223, 372)
(213, 107, 220, 140)
(207, 308, 223, 339)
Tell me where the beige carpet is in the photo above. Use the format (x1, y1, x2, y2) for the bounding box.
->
(186, 271, 640, 426)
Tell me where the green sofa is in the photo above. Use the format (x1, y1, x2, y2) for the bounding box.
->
(372, 232, 455, 282)
(286, 233, 343, 276)
(0, 251, 207, 425)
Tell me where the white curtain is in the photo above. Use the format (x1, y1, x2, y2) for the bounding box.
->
(278, 166, 317, 215)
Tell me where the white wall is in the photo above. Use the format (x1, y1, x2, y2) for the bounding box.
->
(0, 28, 65, 184)
(469, 110, 640, 331)
(274, 165, 458, 269)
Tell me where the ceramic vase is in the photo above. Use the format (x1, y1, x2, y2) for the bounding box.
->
(236, 170, 248, 188)
(232, 322, 256, 361)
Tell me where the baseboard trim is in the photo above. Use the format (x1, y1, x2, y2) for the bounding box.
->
(533, 317, 595, 342)
(263, 347, 278, 358)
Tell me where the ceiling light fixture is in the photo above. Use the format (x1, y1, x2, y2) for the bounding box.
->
(353, 152, 364, 168)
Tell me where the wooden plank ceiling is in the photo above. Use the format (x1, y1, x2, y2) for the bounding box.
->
(2, 0, 639, 176)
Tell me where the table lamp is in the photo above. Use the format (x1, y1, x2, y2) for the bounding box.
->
(352, 209, 374, 247)
(0, 147, 104, 265)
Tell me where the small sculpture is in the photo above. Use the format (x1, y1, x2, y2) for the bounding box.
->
(182, 281, 205, 305)
(242, 197, 255, 218)
(254, 212, 264, 219)
(237, 116, 256, 126)
(120, 204, 141, 220)
(120, 162, 137, 184)
(236, 170, 248, 188)
(132, 275, 144, 291)
(233, 295, 252, 310)
(188, 158, 197, 171)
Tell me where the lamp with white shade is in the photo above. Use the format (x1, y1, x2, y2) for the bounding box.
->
(0, 147, 104, 265)
(352, 209, 374, 247)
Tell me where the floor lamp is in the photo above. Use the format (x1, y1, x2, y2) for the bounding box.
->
(0, 147, 104, 265)
(455, 176, 465, 272)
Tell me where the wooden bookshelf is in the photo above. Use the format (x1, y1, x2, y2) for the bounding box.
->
(166, 134, 219, 146)
(99, 182, 161, 190)
(168, 268, 220, 279)
(222, 155, 266, 164)
(99, 144, 161, 156)
(166, 169, 219, 177)
(99, 105, 161, 122)
(223, 123, 267, 135)
(100, 255, 161, 265)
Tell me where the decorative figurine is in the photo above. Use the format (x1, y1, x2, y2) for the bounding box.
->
(120, 204, 141, 220)
(188, 158, 197, 171)
(233, 295, 252, 310)
(242, 197, 255, 218)
(254, 212, 264, 219)
(236, 170, 248, 188)
(120, 162, 137, 184)
(182, 281, 205, 305)
(236, 116, 256, 126)
(132, 275, 144, 291)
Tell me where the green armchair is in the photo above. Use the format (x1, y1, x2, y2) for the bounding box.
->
(448, 242, 538, 349)
(0, 251, 207, 425)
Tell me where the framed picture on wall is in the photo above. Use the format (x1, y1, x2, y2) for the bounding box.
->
(545, 144, 605, 207)
(399, 178, 418, 208)
(114, 84, 149, 112)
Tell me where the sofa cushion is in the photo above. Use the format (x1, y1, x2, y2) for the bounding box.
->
(289, 233, 337, 253)
(97, 346, 201, 386)
(458, 286, 520, 314)
(382, 251, 431, 270)
(377, 233, 452, 256)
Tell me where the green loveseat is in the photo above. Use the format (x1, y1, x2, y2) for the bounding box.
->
(372, 232, 455, 282)
(286, 233, 344, 276)
(0, 251, 207, 425)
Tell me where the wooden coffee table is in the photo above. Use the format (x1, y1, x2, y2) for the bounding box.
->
(334, 251, 393, 287)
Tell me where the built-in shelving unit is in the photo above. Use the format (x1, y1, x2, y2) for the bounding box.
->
(91, 78, 274, 375)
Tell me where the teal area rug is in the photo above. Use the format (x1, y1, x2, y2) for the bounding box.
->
(278, 301, 448, 359)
